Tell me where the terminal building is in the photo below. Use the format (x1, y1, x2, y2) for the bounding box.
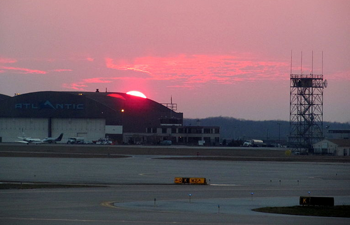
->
(0, 91, 220, 145)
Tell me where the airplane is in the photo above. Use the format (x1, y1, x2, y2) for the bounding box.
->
(18, 133, 64, 144)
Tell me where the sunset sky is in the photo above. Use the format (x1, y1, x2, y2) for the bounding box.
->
(1, 0, 349, 122)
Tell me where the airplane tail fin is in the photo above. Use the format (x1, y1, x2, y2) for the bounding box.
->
(56, 133, 63, 141)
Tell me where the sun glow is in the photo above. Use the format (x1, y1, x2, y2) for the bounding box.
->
(107, 93, 126, 100)
(126, 91, 147, 98)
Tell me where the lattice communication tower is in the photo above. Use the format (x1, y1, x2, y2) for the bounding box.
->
(289, 73, 327, 153)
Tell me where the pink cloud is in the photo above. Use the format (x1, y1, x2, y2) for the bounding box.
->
(51, 69, 73, 72)
(0, 66, 46, 74)
(0, 57, 17, 64)
(105, 58, 152, 76)
(83, 77, 112, 84)
(61, 77, 113, 91)
(63, 54, 290, 92)
(61, 54, 294, 93)
(105, 55, 289, 84)
(62, 83, 87, 91)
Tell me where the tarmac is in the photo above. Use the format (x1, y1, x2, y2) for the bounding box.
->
(113, 196, 350, 215)
(0, 144, 349, 224)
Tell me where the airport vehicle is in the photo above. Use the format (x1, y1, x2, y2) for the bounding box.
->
(93, 138, 112, 145)
(198, 140, 205, 146)
(67, 137, 85, 144)
(160, 140, 172, 145)
(243, 139, 264, 147)
(18, 133, 64, 144)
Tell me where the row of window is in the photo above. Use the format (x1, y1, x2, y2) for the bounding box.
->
(146, 127, 220, 134)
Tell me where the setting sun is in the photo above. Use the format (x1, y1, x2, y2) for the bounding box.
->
(126, 91, 147, 98)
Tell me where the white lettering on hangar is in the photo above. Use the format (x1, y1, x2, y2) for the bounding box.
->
(15, 100, 84, 110)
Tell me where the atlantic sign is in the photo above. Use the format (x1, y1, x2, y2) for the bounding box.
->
(15, 100, 84, 110)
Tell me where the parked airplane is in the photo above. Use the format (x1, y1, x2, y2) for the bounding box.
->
(18, 133, 64, 144)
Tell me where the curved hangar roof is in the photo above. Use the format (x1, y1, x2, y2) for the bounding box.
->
(0, 91, 183, 132)
(0, 93, 10, 102)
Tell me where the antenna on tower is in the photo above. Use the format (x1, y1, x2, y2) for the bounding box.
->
(301, 51, 303, 75)
(290, 50, 293, 74)
(322, 51, 324, 75)
(312, 51, 313, 75)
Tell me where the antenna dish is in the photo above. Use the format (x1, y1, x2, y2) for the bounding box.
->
(323, 79, 328, 88)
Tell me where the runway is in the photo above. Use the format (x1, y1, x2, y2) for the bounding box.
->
(0, 150, 350, 224)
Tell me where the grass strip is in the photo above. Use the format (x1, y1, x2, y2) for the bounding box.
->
(253, 205, 350, 218)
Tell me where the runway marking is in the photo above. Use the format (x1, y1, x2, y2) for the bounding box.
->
(101, 200, 192, 214)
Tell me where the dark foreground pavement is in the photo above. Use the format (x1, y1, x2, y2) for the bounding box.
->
(0, 145, 349, 224)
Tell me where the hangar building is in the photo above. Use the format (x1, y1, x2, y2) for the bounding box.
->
(313, 139, 350, 156)
(0, 91, 220, 145)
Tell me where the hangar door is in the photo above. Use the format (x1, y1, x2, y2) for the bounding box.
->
(0, 118, 48, 142)
(52, 118, 105, 143)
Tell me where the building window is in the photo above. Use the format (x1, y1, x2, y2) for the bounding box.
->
(171, 128, 176, 133)
(162, 128, 167, 134)
(178, 136, 184, 143)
